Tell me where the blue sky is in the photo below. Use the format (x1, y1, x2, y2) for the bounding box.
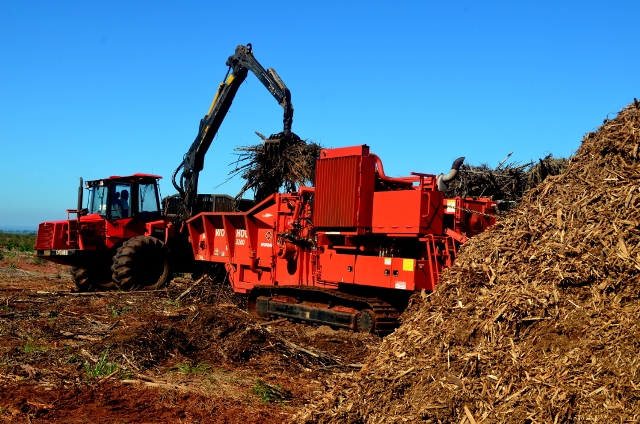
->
(1, 1, 639, 230)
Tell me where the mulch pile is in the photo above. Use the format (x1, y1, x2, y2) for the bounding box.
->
(296, 101, 640, 423)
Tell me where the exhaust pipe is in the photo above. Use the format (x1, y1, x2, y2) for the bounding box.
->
(437, 157, 465, 192)
(77, 177, 84, 212)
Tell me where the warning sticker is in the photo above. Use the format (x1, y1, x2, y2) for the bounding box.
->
(394, 281, 407, 290)
(403, 259, 414, 271)
(446, 199, 456, 213)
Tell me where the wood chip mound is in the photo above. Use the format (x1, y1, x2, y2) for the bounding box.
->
(295, 101, 640, 423)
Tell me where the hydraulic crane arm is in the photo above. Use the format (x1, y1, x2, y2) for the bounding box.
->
(172, 43, 294, 216)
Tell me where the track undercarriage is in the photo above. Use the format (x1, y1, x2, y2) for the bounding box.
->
(247, 285, 408, 335)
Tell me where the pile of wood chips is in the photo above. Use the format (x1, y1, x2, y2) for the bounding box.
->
(295, 101, 640, 423)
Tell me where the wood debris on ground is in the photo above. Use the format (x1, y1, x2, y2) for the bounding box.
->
(295, 101, 640, 423)
(0, 262, 382, 423)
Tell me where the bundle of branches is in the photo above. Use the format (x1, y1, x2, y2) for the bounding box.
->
(230, 132, 322, 203)
(445, 153, 568, 211)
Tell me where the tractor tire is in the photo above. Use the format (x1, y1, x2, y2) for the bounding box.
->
(71, 264, 115, 292)
(96, 278, 118, 290)
(111, 236, 170, 291)
(70, 267, 96, 292)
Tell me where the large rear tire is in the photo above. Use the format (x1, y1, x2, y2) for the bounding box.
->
(111, 236, 170, 291)
(71, 265, 116, 292)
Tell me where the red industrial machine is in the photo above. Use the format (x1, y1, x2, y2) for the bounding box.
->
(187, 145, 496, 333)
(33, 43, 497, 334)
(34, 44, 296, 291)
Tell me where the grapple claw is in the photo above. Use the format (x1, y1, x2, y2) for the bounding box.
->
(264, 138, 282, 158)
(263, 132, 302, 158)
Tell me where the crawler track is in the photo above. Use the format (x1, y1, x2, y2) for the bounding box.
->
(247, 285, 404, 335)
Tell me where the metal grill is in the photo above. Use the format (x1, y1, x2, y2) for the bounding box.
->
(314, 155, 360, 228)
(35, 224, 54, 250)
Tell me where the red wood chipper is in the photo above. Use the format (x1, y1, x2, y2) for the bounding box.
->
(187, 144, 496, 333)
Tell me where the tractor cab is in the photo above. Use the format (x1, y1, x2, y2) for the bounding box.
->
(84, 174, 162, 222)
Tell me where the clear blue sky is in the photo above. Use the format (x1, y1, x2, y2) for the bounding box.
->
(1, 1, 638, 230)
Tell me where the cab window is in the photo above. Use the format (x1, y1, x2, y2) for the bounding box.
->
(139, 182, 160, 219)
(110, 183, 132, 219)
(87, 186, 108, 216)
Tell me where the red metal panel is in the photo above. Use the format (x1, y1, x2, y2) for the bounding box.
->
(405, 259, 437, 291)
(390, 258, 418, 291)
(372, 190, 444, 235)
(318, 251, 355, 284)
(314, 148, 375, 229)
(354, 255, 390, 288)
(352, 256, 429, 291)
(315, 155, 357, 228)
(52, 222, 71, 250)
(208, 215, 228, 260)
(35, 223, 55, 250)
(319, 145, 369, 159)
(187, 215, 206, 260)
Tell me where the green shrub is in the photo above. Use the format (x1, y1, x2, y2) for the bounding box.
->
(0, 231, 36, 253)
(84, 350, 118, 379)
(251, 379, 285, 404)
(173, 361, 211, 375)
(23, 341, 47, 354)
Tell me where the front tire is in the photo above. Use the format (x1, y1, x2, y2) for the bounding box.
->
(70, 267, 96, 292)
(71, 262, 115, 292)
(111, 236, 170, 291)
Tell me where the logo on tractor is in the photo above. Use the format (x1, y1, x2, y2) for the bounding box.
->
(235, 229, 248, 245)
(265, 231, 273, 241)
(215, 229, 225, 237)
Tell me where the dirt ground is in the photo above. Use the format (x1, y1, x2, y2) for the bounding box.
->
(0, 251, 380, 423)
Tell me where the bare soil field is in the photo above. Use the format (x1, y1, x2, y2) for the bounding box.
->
(0, 251, 380, 423)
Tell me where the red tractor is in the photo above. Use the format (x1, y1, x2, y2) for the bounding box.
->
(35, 174, 172, 291)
